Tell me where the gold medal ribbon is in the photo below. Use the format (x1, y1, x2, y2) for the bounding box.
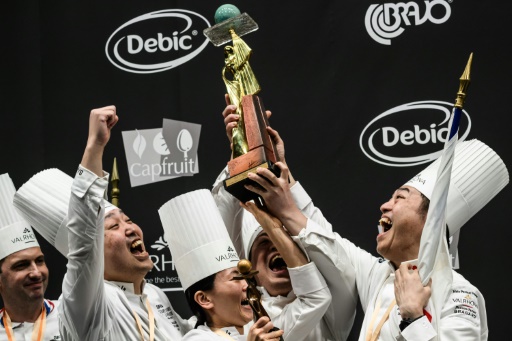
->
(2, 304, 46, 341)
(365, 298, 397, 341)
(132, 298, 155, 341)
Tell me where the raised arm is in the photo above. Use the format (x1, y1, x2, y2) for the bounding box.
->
(59, 106, 118, 340)
(242, 202, 331, 341)
(245, 162, 359, 340)
(80, 106, 118, 176)
(242, 201, 307, 268)
(245, 162, 306, 236)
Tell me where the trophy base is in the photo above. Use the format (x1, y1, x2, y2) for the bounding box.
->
(223, 161, 280, 203)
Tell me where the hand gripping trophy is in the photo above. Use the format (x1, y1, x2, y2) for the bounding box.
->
(204, 5, 280, 203)
(233, 259, 284, 340)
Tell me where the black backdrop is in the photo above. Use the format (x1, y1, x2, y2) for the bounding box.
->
(2, 1, 511, 340)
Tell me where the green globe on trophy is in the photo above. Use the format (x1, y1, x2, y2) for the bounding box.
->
(204, 5, 280, 204)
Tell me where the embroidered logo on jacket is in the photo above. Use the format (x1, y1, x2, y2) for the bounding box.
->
(451, 289, 479, 321)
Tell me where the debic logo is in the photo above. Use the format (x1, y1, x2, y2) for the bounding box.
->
(365, 0, 451, 45)
(106, 9, 210, 73)
(359, 101, 471, 167)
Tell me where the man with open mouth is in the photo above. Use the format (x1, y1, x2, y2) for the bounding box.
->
(212, 101, 357, 341)
(213, 174, 333, 341)
(245, 139, 508, 341)
(14, 106, 196, 341)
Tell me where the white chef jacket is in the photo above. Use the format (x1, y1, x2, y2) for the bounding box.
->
(59, 165, 194, 341)
(183, 261, 330, 341)
(0, 299, 61, 341)
(297, 220, 489, 341)
(212, 166, 355, 340)
(184, 325, 246, 340)
(261, 262, 331, 340)
(288, 178, 357, 341)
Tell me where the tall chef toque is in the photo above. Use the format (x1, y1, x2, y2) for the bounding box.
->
(13, 168, 117, 257)
(158, 189, 240, 291)
(406, 139, 509, 267)
(0, 173, 39, 260)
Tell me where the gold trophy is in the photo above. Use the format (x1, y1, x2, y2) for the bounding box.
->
(204, 5, 280, 203)
(233, 259, 284, 340)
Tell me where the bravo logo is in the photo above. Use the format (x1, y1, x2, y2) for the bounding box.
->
(106, 9, 210, 73)
(359, 101, 471, 167)
(365, 0, 451, 45)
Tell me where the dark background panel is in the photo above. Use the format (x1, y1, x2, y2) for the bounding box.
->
(2, 1, 511, 340)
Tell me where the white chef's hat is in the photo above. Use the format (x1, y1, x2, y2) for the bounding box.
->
(158, 189, 239, 291)
(13, 168, 117, 257)
(0, 174, 39, 260)
(406, 139, 509, 266)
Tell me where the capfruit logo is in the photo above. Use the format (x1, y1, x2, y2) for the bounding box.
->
(359, 101, 471, 167)
(106, 9, 210, 74)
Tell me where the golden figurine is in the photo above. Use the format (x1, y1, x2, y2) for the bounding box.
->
(223, 29, 262, 158)
(234, 259, 283, 340)
(204, 6, 280, 203)
(233, 259, 270, 319)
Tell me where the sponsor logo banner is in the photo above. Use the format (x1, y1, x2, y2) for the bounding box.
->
(359, 100, 471, 167)
(161, 119, 201, 177)
(146, 235, 182, 291)
(106, 9, 210, 73)
(365, 0, 451, 45)
(122, 119, 200, 187)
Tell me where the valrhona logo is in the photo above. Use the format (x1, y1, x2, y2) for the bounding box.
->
(365, 0, 452, 45)
(146, 235, 182, 292)
(359, 100, 471, 167)
(452, 291, 479, 319)
(11, 228, 37, 245)
(216, 248, 239, 262)
(106, 9, 210, 73)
